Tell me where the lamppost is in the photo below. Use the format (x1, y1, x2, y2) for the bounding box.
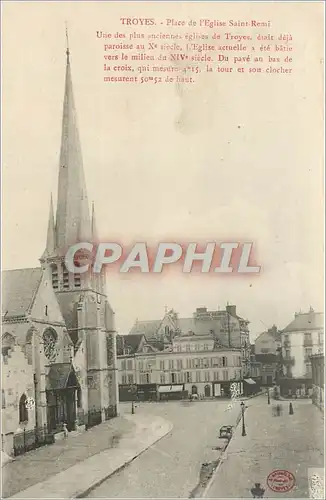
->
(130, 384, 137, 414)
(267, 388, 270, 405)
(241, 401, 246, 436)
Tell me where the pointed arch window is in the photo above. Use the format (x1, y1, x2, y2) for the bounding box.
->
(25, 328, 35, 365)
(19, 394, 28, 423)
(2, 333, 15, 357)
(50, 264, 58, 290)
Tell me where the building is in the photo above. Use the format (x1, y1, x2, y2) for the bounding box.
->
(254, 325, 282, 386)
(310, 353, 324, 411)
(130, 304, 251, 374)
(1, 45, 118, 456)
(279, 308, 324, 397)
(118, 305, 259, 400)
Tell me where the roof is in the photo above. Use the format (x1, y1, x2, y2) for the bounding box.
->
(129, 320, 161, 338)
(117, 334, 145, 355)
(46, 363, 78, 391)
(283, 311, 324, 333)
(1, 268, 42, 318)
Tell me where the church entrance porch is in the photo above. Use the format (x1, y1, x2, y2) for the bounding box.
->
(46, 364, 80, 433)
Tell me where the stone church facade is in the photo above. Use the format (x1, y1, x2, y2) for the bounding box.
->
(1, 46, 119, 456)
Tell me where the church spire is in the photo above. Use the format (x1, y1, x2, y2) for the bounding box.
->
(55, 31, 92, 252)
(91, 201, 99, 242)
(42, 194, 56, 258)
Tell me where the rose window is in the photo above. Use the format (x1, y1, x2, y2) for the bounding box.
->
(43, 329, 58, 362)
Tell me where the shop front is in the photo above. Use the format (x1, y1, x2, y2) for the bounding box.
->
(158, 384, 186, 401)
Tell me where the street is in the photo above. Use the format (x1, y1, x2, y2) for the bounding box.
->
(87, 397, 324, 499)
(87, 400, 241, 498)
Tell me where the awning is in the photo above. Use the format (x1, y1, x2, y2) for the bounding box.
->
(158, 385, 183, 393)
(244, 378, 256, 385)
(46, 364, 79, 391)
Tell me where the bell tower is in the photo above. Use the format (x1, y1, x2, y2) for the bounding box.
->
(40, 36, 119, 420)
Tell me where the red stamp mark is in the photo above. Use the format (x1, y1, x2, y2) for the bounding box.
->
(267, 470, 296, 493)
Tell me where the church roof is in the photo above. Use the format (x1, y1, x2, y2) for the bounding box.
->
(283, 311, 324, 333)
(1, 268, 42, 318)
(129, 320, 162, 338)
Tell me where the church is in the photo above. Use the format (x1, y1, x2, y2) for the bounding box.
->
(1, 44, 119, 456)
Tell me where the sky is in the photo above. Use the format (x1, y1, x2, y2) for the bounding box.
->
(2, 1, 324, 340)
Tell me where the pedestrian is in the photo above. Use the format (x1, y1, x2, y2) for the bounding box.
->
(63, 422, 68, 438)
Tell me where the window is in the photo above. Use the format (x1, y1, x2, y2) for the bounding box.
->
(165, 326, 170, 336)
(160, 374, 165, 384)
(122, 375, 127, 384)
(146, 373, 150, 383)
(196, 371, 201, 382)
(74, 272, 81, 288)
(62, 264, 69, 289)
(186, 371, 192, 383)
(43, 329, 58, 362)
(204, 371, 210, 382)
(169, 359, 174, 370)
(203, 344, 209, 351)
(127, 374, 134, 384)
(194, 358, 200, 368)
(223, 370, 228, 381)
(305, 363, 312, 376)
(222, 356, 228, 367)
(285, 349, 291, 358)
(160, 360, 165, 370)
(212, 358, 219, 367)
(213, 371, 219, 381)
(176, 345, 181, 352)
(121, 360, 126, 370)
(19, 394, 28, 423)
(195, 344, 200, 351)
(177, 373, 183, 383)
(171, 373, 176, 383)
(138, 361, 144, 371)
(305, 348, 312, 359)
(203, 358, 209, 368)
(177, 359, 183, 370)
(186, 344, 191, 352)
(127, 360, 133, 370)
(51, 264, 58, 290)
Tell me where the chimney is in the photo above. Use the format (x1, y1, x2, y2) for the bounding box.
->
(226, 304, 237, 317)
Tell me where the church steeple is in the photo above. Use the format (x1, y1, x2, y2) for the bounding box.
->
(54, 32, 91, 252)
(91, 201, 99, 242)
(42, 194, 56, 258)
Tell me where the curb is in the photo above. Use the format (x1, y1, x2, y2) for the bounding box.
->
(9, 418, 173, 500)
(75, 420, 173, 498)
(201, 407, 246, 499)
